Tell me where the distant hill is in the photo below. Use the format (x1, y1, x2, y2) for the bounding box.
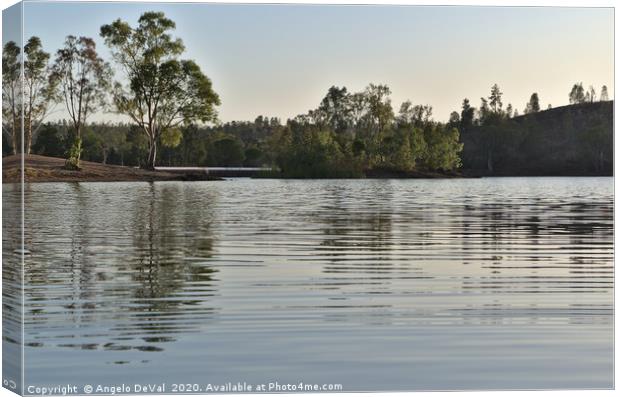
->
(461, 101, 613, 176)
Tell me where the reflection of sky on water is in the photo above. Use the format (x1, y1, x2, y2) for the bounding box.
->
(2, 178, 613, 391)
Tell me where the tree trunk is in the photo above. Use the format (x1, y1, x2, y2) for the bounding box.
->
(145, 136, 157, 170)
(75, 126, 82, 167)
(12, 127, 19, 155)
(25, 119, 32, 155)
(12, 114, 20, 155)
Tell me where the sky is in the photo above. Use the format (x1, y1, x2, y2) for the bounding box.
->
(3, 1, 615, 123)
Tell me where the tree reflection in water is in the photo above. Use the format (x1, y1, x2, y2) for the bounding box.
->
(21, 182, 219, 359)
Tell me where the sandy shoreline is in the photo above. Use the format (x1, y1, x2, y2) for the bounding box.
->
(2, 155, 220, 183)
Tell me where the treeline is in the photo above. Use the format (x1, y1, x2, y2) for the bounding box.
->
(4, 83, 465, 177)
(3, 82, 612, 177)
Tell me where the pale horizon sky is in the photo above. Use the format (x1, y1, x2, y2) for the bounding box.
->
(3, 2, 615, 124)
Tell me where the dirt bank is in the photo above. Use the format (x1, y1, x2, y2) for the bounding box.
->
(2, 155, 220, 183)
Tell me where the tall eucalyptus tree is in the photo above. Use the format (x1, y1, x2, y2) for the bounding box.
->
(51, 36, 110, 169)
(100, 12, 220, 169)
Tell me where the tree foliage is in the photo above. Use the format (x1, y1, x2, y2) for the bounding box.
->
(460, 98, 475, 133)
(600, 85, 609, 101)
(2, 41, 21, 154)
(525, 93, 540, 114)
(569, 83, 586, 104)
(489, 84, 503, 112)
(23, 37, 56, 154)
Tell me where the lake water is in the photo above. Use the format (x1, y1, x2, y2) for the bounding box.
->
(2, 178, 614, 392)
